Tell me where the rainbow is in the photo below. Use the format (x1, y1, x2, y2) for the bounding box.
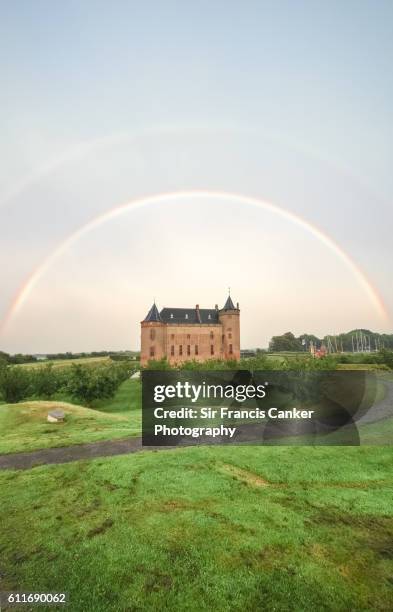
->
(0, 190, 389, 333)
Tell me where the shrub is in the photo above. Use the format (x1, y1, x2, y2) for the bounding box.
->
(66, 362, 130, 405)
(239, 355, 277, 370)
(144, 358, 172, 370)
(0, 366, 32, 403)
(282, 355, 339, 371)
(31, 364, 62, 399)
(379, 349, 393, 370)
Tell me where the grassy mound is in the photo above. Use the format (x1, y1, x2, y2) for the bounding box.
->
(0, 401, 138, 454)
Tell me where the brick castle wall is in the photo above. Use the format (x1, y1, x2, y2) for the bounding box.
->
(140, 307, 240, 366)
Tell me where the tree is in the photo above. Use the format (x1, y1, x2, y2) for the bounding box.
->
(380, 349, 393, 370)
(67, 363, 130, 405)
(8, 353, 37, 364)
(298, 334, 321, 350)
(0, 366, 32, 403)
(0, 351, 10, 365)
(269, 332, 302, 352)
(32, 364, 61, 399)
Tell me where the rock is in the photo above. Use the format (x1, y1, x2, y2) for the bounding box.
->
(47, 409, 66, 423)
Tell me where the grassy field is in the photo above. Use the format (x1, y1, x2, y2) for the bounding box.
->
(0, 365, 392, 609)
(0, 379, 141, 454)
(0, 445, 392, 611)
(18, 356, 113, 369)
(1, 373, 391, 454)
(91, 377, 141, 418)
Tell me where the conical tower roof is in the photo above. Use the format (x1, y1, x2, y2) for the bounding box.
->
(143, 302, 162, 322)
(223, 294, 236, 310)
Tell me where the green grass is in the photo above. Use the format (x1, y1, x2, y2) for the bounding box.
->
(337, 363, 390, 371)
(265, 353, 293, 364)
(91, 377, 141, 418)
(1, 372, 392, 609)
(18, 356, 112, 369)
(0, 446, 392, 611)
(1, 373, 391, 453)
(0, 401, 139, 454)
(0, 380, 142, 454)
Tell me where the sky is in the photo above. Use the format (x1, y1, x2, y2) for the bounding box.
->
(0, 1, 392, 352)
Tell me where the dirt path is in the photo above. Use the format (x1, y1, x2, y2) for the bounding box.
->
(0, 437, 151, 471)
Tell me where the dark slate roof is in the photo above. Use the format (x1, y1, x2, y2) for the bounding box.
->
(223, 295, 236, 310)
(160, 307, 219, 324)
(144, 303, 162, 322)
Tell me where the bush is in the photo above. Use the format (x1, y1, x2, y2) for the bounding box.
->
(31, 364, 63, 399)
(336, 352, 382, 365)
(380, 349, 393, 369)
(0, 366, 32, 403)
(144, 358, 173, 370)
(0, 351, 10, 366)
(179, 359, 239, 370)
(144, 358, 242, 371)
(282, 355, 339, 371)
(239, 355, 277, 370)
(66, 362, 130, 405)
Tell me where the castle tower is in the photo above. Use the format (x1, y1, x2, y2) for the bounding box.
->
(140, 302, 166, 366)
(219, 293, 240, 360)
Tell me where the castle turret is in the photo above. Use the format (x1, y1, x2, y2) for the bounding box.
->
(219, 293, 240, 360)
(140, 302, 166, 366)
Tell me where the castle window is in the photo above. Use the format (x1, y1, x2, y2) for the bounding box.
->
(187, 334, 190, 340)
(187, 345, 191, 356)
(185, 313, 188, 319)
(210, 331, 214, 339)
(228, 333, 232, 339)
(171, 334, 175, 340)
(228, 327, 232, 332)
(229, 344, 233, 354)
(208, 314, 211, 320)
(170, 313, 174, 319)
(170, 345, 174, 356)
(150, 346, 155, 357)
(150, 329, 155, 340)
(195, 345, 198, 355)
(210, 345, 214, 355)
(179, 345, 183, 356)
(222, 334, 225, 343)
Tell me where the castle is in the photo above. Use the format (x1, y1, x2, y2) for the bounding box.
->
(140, 294, 240, 366)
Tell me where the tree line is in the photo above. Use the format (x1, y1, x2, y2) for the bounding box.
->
(0, 350, 139, 365)
(268, 330, 393, 353)
(145, 349, 393, 371)
(0, 361, 133, 405)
